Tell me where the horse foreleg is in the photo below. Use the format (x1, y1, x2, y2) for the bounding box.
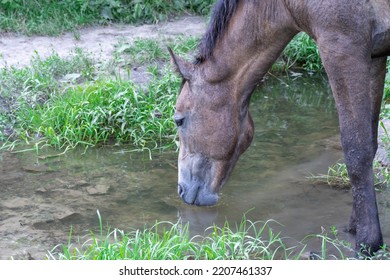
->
(319, 44, 384, 254)
(348, 57, 387, 236)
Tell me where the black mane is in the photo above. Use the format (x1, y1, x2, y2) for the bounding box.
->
(195, 0, 240, 64)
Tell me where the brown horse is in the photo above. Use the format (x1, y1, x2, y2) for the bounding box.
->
(169, 0, 390, 254)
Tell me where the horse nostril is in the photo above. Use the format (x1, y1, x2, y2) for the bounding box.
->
(174, 116, 185, 127)
(178, 184, 185, 197)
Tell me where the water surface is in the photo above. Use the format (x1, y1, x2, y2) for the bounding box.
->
(1, 74, 389, 259)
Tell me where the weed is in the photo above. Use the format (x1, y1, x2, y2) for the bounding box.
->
(46, 211, 390, 260)
(111, 35, 199, 69)
(308, 160, 390, 188)
(0, 49, 95, 142)
(282, 33, 322, 72)
(0, 0, 215, 35)
(47, 212, 299, 260)
(14, 66, 179, 150)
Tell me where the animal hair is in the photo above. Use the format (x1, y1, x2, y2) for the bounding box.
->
(195, 0, 286, 64)
(195, 0, 240, 64)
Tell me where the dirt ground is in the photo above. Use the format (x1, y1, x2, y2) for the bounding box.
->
(0, 16, 206, 67)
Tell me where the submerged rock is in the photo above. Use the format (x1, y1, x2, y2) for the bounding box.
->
(86, 184, 110, 195)
(2, 198, 31, 209)
(21, 164, 53, 173)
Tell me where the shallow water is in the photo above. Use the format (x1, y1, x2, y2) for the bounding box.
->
(1, 74, 389, 259)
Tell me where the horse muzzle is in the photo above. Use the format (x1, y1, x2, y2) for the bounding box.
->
(177, 182, 219, 206)
(177, 153, 219, 206)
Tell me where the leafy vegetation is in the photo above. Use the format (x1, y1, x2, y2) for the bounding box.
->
(282, 33, 323, 72)
(0, 0, 215, 36)
(308, 160, 390, 189)
(382, 59, 390, 102)
(0, 49, 96, 143)
(18, 68, 179, 150)
(47, 211, 390, 260)
(0, 35, 203, 150)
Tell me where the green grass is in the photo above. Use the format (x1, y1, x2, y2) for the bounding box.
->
(0, 0, 215, 36)
(0, 35, 202, 150)
(382, 59, 390, 101)
(111, 35, 199, 69)
(46, 211, 390, 260)
(0, 48, 95, 143)
(14, 67, 179, 150)
(0, 33, 202, 151)
(282, 33, 323, 72)
(44, 211, 323, 260)
(308, 160, 390, 189)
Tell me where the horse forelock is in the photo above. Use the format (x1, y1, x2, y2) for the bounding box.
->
(195, 0, 240, 64)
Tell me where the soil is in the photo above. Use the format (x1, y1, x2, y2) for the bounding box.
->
(0, 16, 206, 67)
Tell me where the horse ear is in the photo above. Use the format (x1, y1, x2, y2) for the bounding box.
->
(168, 47, 194, 81)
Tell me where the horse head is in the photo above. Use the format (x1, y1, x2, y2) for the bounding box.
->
(169, 49, 254, 206)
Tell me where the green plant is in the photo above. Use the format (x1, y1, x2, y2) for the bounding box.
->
(198, 219, 296, 260)
(308, 160, 390, 188)
(47, 212, 303, 260)
(302, 226, 353, 260)
(0, 0, 215, 35)
(0, 49, 95, 146)
(112, 35, 199, 68)
(382, 58, 390, 102)
(48, 210, 196, 260)
(47, 211, 390, 260)
(113, 37, 164, 67)
(283, 33, 323, 72)
(14, 66, 179, 150)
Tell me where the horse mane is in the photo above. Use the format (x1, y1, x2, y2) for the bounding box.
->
(195, 0, 240, 64)
(195, 0, 286, 64)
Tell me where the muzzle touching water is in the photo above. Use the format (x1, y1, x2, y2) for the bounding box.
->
(177, 153, 220, 206)
(177, 183, 219, 206)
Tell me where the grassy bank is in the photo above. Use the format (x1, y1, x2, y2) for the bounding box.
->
(1, 32, 390, 152)
(46, 211, 390, 260)
(0, 0, 214, 35)
(0, 36, 199, 150)
(45, 211, 345, 260)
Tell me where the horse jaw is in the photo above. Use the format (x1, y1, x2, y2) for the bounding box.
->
(177, 122, 253, 207)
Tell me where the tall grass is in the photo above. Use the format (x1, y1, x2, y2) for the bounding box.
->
(0, 34, 201, 150)
(112, 35, 199, 68)
(282, 33, 322, 72)
(383, 59, 390, 101)
(47, 212, 304, 260)
(0, 49, 95, 142)
(16, 67, 180, 150)
(308, 160, 390, 189)
(47, 211, 390, 260)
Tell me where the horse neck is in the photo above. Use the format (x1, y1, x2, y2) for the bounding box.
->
(201, 0, 298, 92)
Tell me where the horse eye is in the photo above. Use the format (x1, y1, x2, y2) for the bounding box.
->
(174, 116, 185, 127)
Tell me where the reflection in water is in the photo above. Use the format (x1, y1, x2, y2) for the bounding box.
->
(0, 74, 389, 259)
